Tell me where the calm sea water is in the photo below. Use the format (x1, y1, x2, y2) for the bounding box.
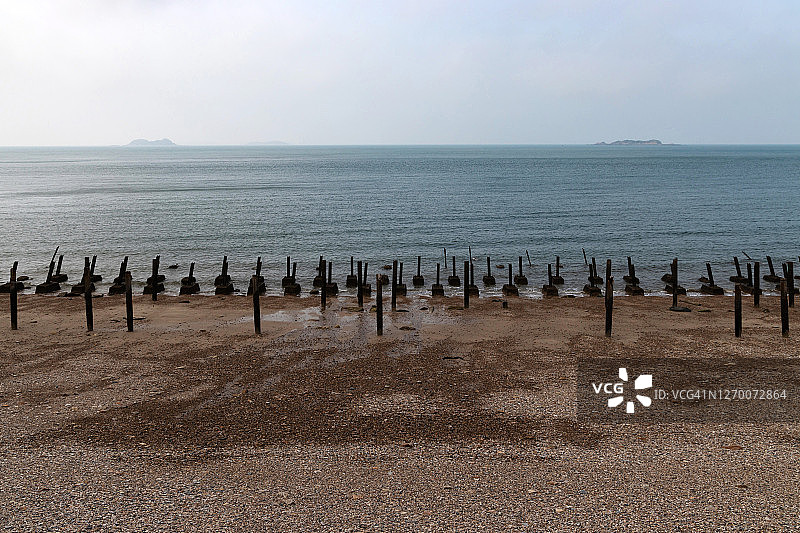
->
(1, 144, 798, 297)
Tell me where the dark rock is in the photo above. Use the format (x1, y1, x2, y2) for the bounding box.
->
(467, 284, 479, 297)
(16, 275, 29, 282)
(431, 284, 445, 297)
(143, 283, 165, 294)
(730, 275, 749, 284)
(35, 281, 60, 294)
(541, 284, 559, 297)
(482, 275, 496, 286)
(551, 275, 565, 285)
(70, 282, 95, 295)
(345, 275, 358, 288)
(583, 284, 602, 297)
(396, 283, 407, 296)
(0, 281, 24, 293)
(623, 275, 639, 284)
(664, 284, 687, 295)
(180, 283, 200, 295)
(51, 273, 68, 283)
(412, 275, 425, 287)
(215, 283, 234, 295)
(324, 282, 339, 296)
(700, 284, 724, 295)
(625, 284, 645, 296)
(502, 284, 519, 296)
(447, 275, 461, 287)
(283, 283, 301, 296)
(514, 274, 528, 286)
(108, 284, 126, 295)
(281, 276, 296, 288)
(168, 264, 179, 269)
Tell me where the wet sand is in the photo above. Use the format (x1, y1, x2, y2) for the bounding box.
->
(1, 293, 798, 531)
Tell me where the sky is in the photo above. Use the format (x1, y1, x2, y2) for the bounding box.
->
(1, 0, 798, 145)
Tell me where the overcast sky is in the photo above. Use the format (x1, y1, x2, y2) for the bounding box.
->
(1, 1, 798, 145)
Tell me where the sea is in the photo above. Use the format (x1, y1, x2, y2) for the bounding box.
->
(1, 144, 798, 298)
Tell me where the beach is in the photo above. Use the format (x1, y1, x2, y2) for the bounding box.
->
(1, 292, 798, 530)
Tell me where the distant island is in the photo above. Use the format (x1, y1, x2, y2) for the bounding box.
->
(594, 139, 676, 146)
(126, 138, 176, 146)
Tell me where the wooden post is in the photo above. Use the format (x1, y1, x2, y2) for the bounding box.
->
(734, 256, 743, 278)
(526, 250, 532, 267)
(556, 256, 561, 277)
(734, 284, 742, 338)
(90, 255, 97, 276)
(320, 259, 327, 309)
(788, 262, 795, 308)
(605, 259, 611, 285)
(747, 263, 753, 286)
(605, 277, 613, 337)
(151, 256, 159, 301)
(754, 262, 761, 307)
(84, 266, 93, 332)
(46, 259, 55, 283)
(252, 275, 261, 335)
(287, 256, 291, 277)
(548, 263, 553, 286)
(464, 261, 470, 308)
(10, 265, 18, 330)
(327, 260, 332, 284)
(671, 258, 678, 308)
(582, 248, 588, 266)
(376, 275, 383, 336)
(781, 280, 789, 337)
(508, 263, 513, 285)
(487, 257, 492, 277)
(437, 263, 440, 285)
(391, 260, 398, 311)
(357, 260, 363, 307)
(470, 261, 475, 287)
(55, 255, 64, 276)
(443, 248, 447, 271)
(417, 256, 421, 277)
(706, 263, 715, 286)
(125, 272, 133, 332)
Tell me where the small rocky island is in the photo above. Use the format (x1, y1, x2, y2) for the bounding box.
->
(126, 138, 176, 146)
(594, 139, 675, 146)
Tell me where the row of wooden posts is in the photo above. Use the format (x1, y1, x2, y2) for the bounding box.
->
(4, 255, 793, 339)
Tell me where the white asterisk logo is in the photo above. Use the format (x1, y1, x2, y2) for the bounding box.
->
(608, 368, 652, 414)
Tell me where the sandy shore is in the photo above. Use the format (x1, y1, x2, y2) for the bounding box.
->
(1, 292, 798, 531)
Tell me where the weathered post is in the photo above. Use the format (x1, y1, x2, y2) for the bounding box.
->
(734, 284, 742, 338)
(397, 262, 407, 296)
(464, 260, 470, 308)
(325, 261, 338, 295)
(151, 256, 159, 301)
(84, 266, 93, 332)
(483, 257, 495, 286)
(10, 264, 18, 330)
(502, 263, 519, 296)
(51, 254, 67, 283)
(376, 275, 383, 336)
(391, 260, 398, 311)
(671, 258, 678, 308)
(781, 280, 789, 337)
(252, 275, 261, 335)
(765, 255, 781, 283)
(125, 272, 133, 332)
(553, 255, 564, 285)
(754, 262, 761, 307)
(357, 260, 364, 307)
(605, 277, 613, 337)
(514, 256, 528, 285)
(346, 256, 358, 288)
(412, 256, 424, 287)
(320, 259, 327, 310)
(448, 256, 460, 286)
(788, 262, 795, 308)
(432, 263, 444, 297)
